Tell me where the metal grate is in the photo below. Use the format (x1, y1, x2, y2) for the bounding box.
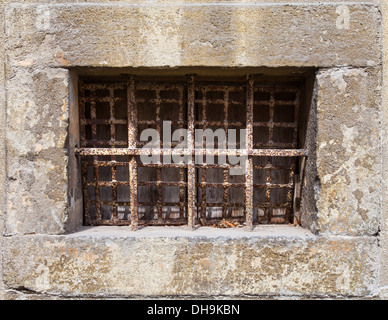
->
(135, 83, 188, 225)
(77, 75, 307, 229)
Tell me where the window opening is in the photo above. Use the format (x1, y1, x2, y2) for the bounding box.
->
(77, 75, 308, 229)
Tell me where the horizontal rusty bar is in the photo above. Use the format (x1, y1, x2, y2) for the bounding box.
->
(196, 182, 293, 188)
(138, 120, 187, 125)
(80, 83, 126, 90)
(82, 160, 254, 169)
(80, 97, 126, 103)
(76, 147, 308, 157)
(250, 149, 307, 156)
(196, 203, 245, 208)
(138, 181, 187, 186)
(84, 119, 128, 125)
(194, 121, 245, 126)
(253, 203, 292, 208)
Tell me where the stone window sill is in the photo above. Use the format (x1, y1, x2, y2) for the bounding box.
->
(67, 224, 315, 240)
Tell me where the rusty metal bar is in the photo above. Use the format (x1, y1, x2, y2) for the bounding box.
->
(109, 86, 116, 148)
(128, 76, 137, 149)
(90, 88, 97, 144)
(179, 167, 186, 219)
(111, 164, 118, 223)
(95, 163, 102, 222)
(155, 88, 163, 222)
(127, 75, 138, 230)
(222, 88, 230, 219)
(187, 74, 196, 229)
(75, 147, 308, 157)
(245, 75, 254, 230)
(199, 85, 208, 223)
(268, 91, 275, 146)
(129, 157, 138, 229)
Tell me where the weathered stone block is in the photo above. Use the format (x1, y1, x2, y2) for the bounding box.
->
(4, 3, 381, 68)
(2, 226, 379, 297)
(315, 67, 381, 236)
(5, 67, 70, 235)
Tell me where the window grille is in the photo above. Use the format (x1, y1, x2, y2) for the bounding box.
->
(76, 75, 307, 230)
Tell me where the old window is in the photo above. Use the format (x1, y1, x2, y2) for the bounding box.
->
(76, 75, 308, 230)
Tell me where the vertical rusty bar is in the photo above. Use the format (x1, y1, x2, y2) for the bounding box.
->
(109, 86, 118, 223)
(129, 157, 138, 229)
(128, 77, 137, 149)
(156, 167, 163, 223)
(222, 167, 229, 219)
(95, 162, 102, 223)
(127, 75, 138, 230)
(268, 89, 275, 146)
(187, 74, 196, 229)
(266, 87, 275, 223)
(200, 167, 207, 221)
(200, 86, 207, 222)
(223, 86, 229, 157)
(265, 159, 271, 223)
(155, 88, 163, 223)
(179, 167, 185, 219)
(90, 88, 97, 143)
(291, 89, 300, 222)
(246, 78, 253, 151)
(111, 164, 118, 223)
(222, 87, 229, 219)
(109, 86, 116, 147)
(245, 75, 254, 230)
(178, 85, 184, 123)
(287, 161, 295, 222)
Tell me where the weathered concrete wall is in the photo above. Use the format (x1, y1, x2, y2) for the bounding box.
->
(5, 67, 69, 235)
(2, 227, 379, 298)
(2, 1, 383, 235)
(316, 67, 381, 237)
(0, 0, 6, 299)
(379, 0, 388, 299)
(4, 2, 380, 69)
(0, 0, 387, 299)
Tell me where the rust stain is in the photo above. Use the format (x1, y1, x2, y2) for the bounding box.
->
(54, 52, 70, 66)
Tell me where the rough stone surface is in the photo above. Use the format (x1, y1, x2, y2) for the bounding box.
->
(380, 0, 388, 298)
(3, 3, 381, 69)
(315, 67, 381, 236)
(2, 226, 379, 298)
(5, 67, 70, 235)
(0, 0, 6, 298)
(0, 0, 386, 300)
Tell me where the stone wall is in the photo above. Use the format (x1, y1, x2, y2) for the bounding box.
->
(0, 0, 387, 299)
